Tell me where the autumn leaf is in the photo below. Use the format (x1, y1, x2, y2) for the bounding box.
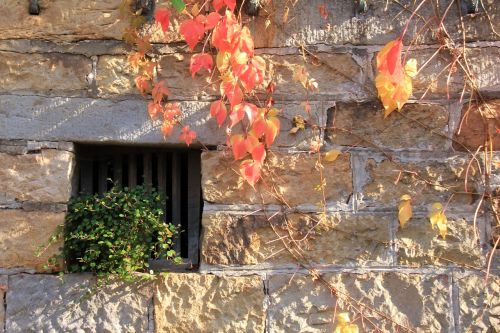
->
(318, 4, 328, 20)
(135, 76, 151, 95)
(152, 80, 169, 104)
(429, 202, 448, 239)
(205, 12, 222, 30)
(211, 10, 240, 52)
(375, 39, 418, 117)
(265, 116, 280, 147)
(334, 313, 359, 333)
(213, 0, 236, 12)
(180, 18, 205, 49)
(230, 134, 247, 160)
(163, 102, 181, 121)
(398, 194, 412, 228)
(161, 121, 174, 137)
(210, 100, 227, 126)
(147, 102, 162, 120)
(155, 9, 171, 32)
(179, 125, 197, 146)
(250, 143, 266, 165)
(239, 159, 261, 187)
(221, 81, 243, 107)
(324, 149, 341, 162)
(190, 53, 213, 77)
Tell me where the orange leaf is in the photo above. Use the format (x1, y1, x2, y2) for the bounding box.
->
(161, 121, 174, 137)
(135, 76, 151, 95)
(205, 12, 222, 30)
(230, 134, 247, 160)
(213, 0, 236, 12)
(190, 53, 213, 77)
(239, 159, 261, 187)
(250, 143, 266, 165)
(210, 100, 227, 126)
(179, 125, 197, 146)
(221, 81, 243, 107)
(251, 117, 267, 137)
(155, 9, 171, 32)
(180, 18, 205, 49)
(265, 116, 280, 147)
(152, 80, 169, 104)
(163, 102, 181, 121)
(211, 10, 240, 52)
(147, 102, 162, 120)
(229, 103, 246, 128)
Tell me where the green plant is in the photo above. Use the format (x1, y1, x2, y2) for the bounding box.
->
(61, 185, 181, 281)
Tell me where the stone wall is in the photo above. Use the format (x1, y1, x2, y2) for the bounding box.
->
(0, 0, 498, 332)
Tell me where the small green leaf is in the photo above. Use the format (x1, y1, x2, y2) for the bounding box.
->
(170, 0, 186, 12)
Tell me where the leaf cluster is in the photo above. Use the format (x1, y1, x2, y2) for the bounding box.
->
(61, 186, 180, 281)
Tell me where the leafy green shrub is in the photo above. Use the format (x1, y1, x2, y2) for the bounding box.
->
(62, 186, 180, 280)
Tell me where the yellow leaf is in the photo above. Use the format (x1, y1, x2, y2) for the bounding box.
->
(405, 58, 418, 78)
(335, 313, 359, 333)
(191, 3, 200, 16)
(324, 149, 341, 162)
(429, 202, 447, 239)
(398, 195, 412, 228)
(337, 313, 350, 325)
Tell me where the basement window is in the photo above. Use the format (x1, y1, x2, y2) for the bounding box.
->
(74, 144, 202, 270)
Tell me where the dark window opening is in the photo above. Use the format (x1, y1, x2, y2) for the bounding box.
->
(75, 144, 202, 270)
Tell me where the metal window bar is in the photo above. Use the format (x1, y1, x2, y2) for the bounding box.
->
(76, 145, 201, 271)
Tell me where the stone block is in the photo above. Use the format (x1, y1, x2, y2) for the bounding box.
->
(453, 99, 500, 151)
(0, 149, 74, 203)
(154, 273, 265, 333)
(358, 153, 479, 210)
(268, 272, 451, 332)
(250, 0, 499, 47)
(457, 273, 500, 331)
(201, 151, 352, 207)
(327, 102, 450, 150)
(201, 212, 391, 266)
(0, 51, 91, 95)
(5, 273, 153, 332)
(396, 214, 484, 267)
(0, 210, 64, 272)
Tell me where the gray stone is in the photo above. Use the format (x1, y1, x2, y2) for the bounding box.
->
(6, 273, 153, 333)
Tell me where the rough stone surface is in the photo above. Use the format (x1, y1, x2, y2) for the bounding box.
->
(453, 99, 500, 151)
(97, 52, 369, 101)
(154, 273, 265, 333)
(201, 212, 391, 266)
(359, 153, 479, 210)
(5, 273, 153, 333)
(0, 51, 91, 95)
(202, 151, 352, 207)
(457, 273, 500, 332)
(0, 210, 64, 272)
(0, 149, 74, 203)
(0, 276, 6, 333)
(396, 214, 484, 267)
(268, 272, 451, 332)
(327, 102, 450, 150)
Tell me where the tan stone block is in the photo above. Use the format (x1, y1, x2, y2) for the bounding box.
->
(327, 102, 449, 150)
(361, 155, 478, 209)
(453, 99, 500, 151)
(396, 216, 484, 267)
(154, 273, 265, 333)
(457, 274, 500, 331)
(0, 51, 91, 95)
(0, 149, 74, 203)
(201, 212, 391, 266)
(0, 210, 63, 272)
(201, 151, 352, 206)
(269, 272, 451, 332)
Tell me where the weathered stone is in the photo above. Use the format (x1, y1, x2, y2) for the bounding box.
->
(97, 51, 369, 101)
(410, 47, 500, 98)
(0, 51, 91, 95)
(269, 272, 451, 332)
(396, 214, 484, 267)
(202, 151, 352, 206)
(6, 273, 153, 333)
(0, 149, 74, 203)
(0, 276, 6, 333)
(457, 273, 500, 331)
(154, 273, 265, 332)
(201, 212, 391, 266)
(327, 102, 450, 150)
(250, 0, 499, 47)
(0, 210, 64, 272)
(453, 99, 500, 151)
(359, 153, 479, 209)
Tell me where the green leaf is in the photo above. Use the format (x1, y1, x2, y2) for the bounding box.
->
(170, 0, 186, 12)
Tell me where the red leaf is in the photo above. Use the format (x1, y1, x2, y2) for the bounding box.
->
(229, 103, 246, 128)
(210, 100, 227, 126)
(161, 121, 174, 137)
(245, 135, 260, 154)
(318, 4, 328, 20)
(251, 117, 266, 137)
(211, 11, 240, 52)
(179, 125, 197, 146)
(180, 18, 205, 49)
(265, 116, 280, 147)
(221, 81, 243, 107)
(239, 159, 261, 187)
(205, 12, 222, 30)
(190, 53, 213, 77)
(163, 103, 181, 121)
(155, 9, 171, 32)
(147, 102, 162, 119)
(250, 143, 266, 165)
(230, 134, 247, 160)
(213, 0, 236, 11)
(152, 80, 169, 104)
(135, 76, 151, 95)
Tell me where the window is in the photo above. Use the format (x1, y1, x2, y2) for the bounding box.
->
(75, 144, 202, 270)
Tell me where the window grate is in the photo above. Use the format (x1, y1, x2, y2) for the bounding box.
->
(75, 144, 202, 269)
